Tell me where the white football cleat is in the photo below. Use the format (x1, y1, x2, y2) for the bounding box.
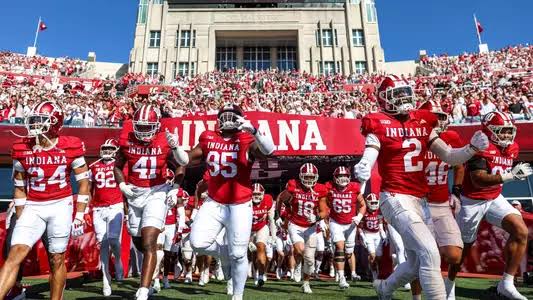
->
(227, 279, 234, 295)
(403, 282, 411, 290)
(444, 278, 455, 300)
(103, 282, 112, 296)
(198, 271, 206, 287)
(329, 267, 335, 278)
(152, 279, 161, 293)
(339, 276, 350, 289)
(184, 272, 193, 284)
(351, 272, 361, 281)
(276, 267, 283, 280)
(135, 287, 149, 300)
(373, 279, 392, 300)
(497, 280, 528, 300)
(301, 281, 313, 294)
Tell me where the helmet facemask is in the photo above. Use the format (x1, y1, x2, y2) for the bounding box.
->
(100, 146, 118, 161)
(368, 200, 379, 211)
(300, 172, 318, 189)
(25, 114, 57, 137)
(252, 191, 264, 204)
(489, 126, 516, 148)
(381, 85, 415, 115)
(218, 111, 240, 131)
(133, 121, 160, 142)
(334, 174, 350, 188)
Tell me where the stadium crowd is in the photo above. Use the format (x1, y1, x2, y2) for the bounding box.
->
(0, 45, 531, 127)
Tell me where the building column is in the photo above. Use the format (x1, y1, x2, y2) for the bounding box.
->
(207, 27, 216, 72)
(270, 47, 277, 70)
(297, 28, 305, 73)
(236, 47, 244, 69)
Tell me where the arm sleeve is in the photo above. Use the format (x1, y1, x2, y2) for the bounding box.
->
(359, 134, 380, 169)
(429, 129, 476, 166)
(268, 205, 277, 238)
(254, 130, 275, 155)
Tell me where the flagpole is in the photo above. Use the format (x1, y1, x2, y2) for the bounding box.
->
(33, 16, 41, 48)
(473, 14, 482, 45)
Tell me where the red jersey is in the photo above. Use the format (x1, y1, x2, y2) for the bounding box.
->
(252, 194, 274, 232)
(119, 131, 172, 188)
(325, 181, 360, 225)
(90, 160, 123, 207)
(361, 110, 438, 198)
(165, 206, 178, 225)
(423, 130, 465, 203)
(361, 209, 381, 233)
(462, 142, 519, 200)
(198, 130, 255, 205)
(12, 136, 85, 202)
(286, 179, 328, 227)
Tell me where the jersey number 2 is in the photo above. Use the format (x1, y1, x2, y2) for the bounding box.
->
(403, 138, 423, 172)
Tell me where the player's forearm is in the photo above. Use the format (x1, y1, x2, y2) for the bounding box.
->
(318, 198, 329, 219)
(357, 195, 367, 217)
(253, 129, 275, 156)
(114, 167, 126, 185)
(453, 165, 465, 185)
(470, 170, 504, 188)
(430, 138, 476, 166)
(76, 178, 90, 213)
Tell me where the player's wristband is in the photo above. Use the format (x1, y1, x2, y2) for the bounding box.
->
(77, 194, 90, 204)
(251, 127, 258, 135)
(13, 178, 26, 187)
(354, 213, 363, 224)
(75, 171, 90, 182)
(501, 172, 514, 183)
(14, 198, 26, 206)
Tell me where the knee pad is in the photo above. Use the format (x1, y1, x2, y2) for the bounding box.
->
(345, 241, 355, 254)
(229, 242, 248, 261)
(334, 251, 345, 263)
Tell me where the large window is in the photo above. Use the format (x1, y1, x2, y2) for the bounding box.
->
(320, 61, 335, 75)
(244, 47, 270, 71)
(177, 62, 196, 76)
(352, 29, 365, 46)
(147, 62, 159, 77)
(216, 47, 237, 71)
(365, 0, 377, 23)
(316, 29, 337, 47)
(355, 61, 367, 74)
(137, 0, 148, 24)
(149, 31, 161, 48)
(180, 30, 196, 48)
(153, 0, 164, 4)
(277, 47, 297, 71)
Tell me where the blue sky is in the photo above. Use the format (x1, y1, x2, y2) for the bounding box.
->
(0, 0, 531, 63)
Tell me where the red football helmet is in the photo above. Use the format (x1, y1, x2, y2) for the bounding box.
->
(333, 166, 351, 188)
(366, 193, 379, 211)
(299, 163, 319, 189)
(217, 103, 243, 131)
(418, 100, 449, 132)
(482, 111, 516, 148)
(252, 183, 265, 204)
(100, 139, 119, 160)
(377, 75, 415, 115)
(133, 104, 161, 142)
(25, 101, 64, 138)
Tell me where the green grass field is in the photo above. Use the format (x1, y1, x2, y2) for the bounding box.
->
(18, 276, 533, 299)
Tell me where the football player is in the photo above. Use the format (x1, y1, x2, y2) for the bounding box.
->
(274, 199, 294, 280)
(319, 166, 366, 289)
(0, 101, 90, 300)
(89, 138, 124, 296)
(250, 183, 276, 287)
(276, 163, 328, 294)
(447, 111, 532, 300)
(114, 104, 189, 300)
(186, 104, 275, 300)
(359, 193, 386, 281)
(353, 75, 489, 299)
(409, 100, 466, 300)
